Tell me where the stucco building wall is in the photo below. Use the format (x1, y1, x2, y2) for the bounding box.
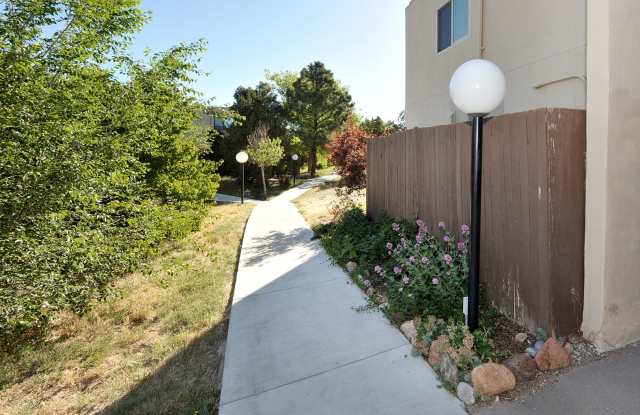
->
(583, 0, 640, 350)
(405, 0, 586, 128)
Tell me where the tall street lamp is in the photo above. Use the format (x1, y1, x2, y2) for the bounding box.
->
(235, 151, 249, 204)
(449, 59, 506, 331)
(291, 153, 299, 186)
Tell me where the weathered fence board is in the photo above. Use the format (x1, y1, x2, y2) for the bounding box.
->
(367, 109, 585, 335)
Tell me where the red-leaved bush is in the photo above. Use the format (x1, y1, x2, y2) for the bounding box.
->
(326, 122, 370, 191)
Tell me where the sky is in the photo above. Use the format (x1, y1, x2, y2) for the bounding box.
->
(131, 0, 411, 122)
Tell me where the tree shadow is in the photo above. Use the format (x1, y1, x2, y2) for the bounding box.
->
(99, 321, 228, 415)
(242, 227, 318, 267)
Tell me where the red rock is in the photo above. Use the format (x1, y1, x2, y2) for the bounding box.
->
(535, 337, 571, 371)
(428, 336, 448, 366)
(503, 353, 538, 382)
(471, 363, 516, 396)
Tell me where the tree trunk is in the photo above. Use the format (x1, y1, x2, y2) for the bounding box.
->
(260, 166, 267, 200)
(309, 145, 317, 177)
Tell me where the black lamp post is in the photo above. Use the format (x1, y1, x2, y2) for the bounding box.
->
(291, 153, 299, 186)
(235, 151, 249, 204)
(449, 59, 506, 331)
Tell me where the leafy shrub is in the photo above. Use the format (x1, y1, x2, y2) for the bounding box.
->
(318, 207, 405, 274)
(326, 122, 370, 191)
(0, 201, 205, 350)
(0, 1, 219, 350)
(376, 220, 470, 321)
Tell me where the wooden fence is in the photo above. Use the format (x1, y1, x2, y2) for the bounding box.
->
(367, 109, 586, 335)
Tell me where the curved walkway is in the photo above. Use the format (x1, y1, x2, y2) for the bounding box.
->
(219, 177, 466, 415)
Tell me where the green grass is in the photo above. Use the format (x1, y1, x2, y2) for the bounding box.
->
(0, 203, 254, 415)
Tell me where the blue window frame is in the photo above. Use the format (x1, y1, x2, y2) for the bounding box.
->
(437, 2, 452, 52)
(437, 0, 469, 52)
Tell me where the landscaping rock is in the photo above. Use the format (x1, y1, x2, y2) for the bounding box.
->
(457, 382, 476, 406)
(428, 336, 449, 366)
(564, 341, 573, 356)
(345, 261, 357, 273)
(471, 363, 516, 396)
(514, 332, 528, 344)
(535, 337, 571, 371)
(400, 320, 418, 344)
(503, 353, 538, 382)
(440, 354, 459, 384)
(414, 340, 430, 356)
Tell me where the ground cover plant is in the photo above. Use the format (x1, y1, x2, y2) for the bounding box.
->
(311, 203, 584, 404)
(313, 206, 504, 382)
(0, 203, 253, 415)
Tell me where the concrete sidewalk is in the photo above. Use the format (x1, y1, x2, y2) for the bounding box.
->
(215, 193, 263, 204)
(219, 176, 465, 415)
(475, 343, 640, 415)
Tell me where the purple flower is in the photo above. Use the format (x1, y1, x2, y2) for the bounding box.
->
(421, 256, 429, 264)
(387, 250, 392, 256)
(400, 238, 406, 246)
(457, 241, 465, 251)
(374, 265, 382, 274)
(461, 224, 470, 235)
(386, 242, 393, 250)
(402, 276, 410, 285)
(443, 254, 453, 264)
(364, 279, 372, 287)
(416, 219, 425, 227)
(393, 266, 402, 275)
(416, 234, 424, 243)
(366, 287, 374, 296)
(438, 221, 446, 229)
(432, 277, 440, 285)
(409, 256, 416, 263)
(392, 223, 400, 232)
(443, 235, 451, 243)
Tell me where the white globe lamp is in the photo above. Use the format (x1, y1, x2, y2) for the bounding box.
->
(448, 59, 506, 332)
(291, 154, 299, 186)
(235, 151, 249, 164)
(449, 59, 506, 116)
(235, 151, 249, 204)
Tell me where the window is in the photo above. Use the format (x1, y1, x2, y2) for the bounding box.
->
(437, 0, 469, 52)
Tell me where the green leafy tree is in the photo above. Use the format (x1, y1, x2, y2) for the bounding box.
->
(361, 115, 406, 137)
(217, 82, 285, 177)
(247, 125, 285, 199)
(287, 62, 354, 176)
(0, 0, 221, 347)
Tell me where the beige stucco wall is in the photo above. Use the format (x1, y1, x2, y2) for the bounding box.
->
(405, 0, 481, 128)
(582, 0, 640, 351)
(405, 0, 586, 128)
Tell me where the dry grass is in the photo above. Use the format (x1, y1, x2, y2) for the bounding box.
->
(0, 203, 254, 415)
(293, 182, 366, 228)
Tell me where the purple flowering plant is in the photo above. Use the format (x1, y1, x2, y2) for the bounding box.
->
(381, 219, 470, 320)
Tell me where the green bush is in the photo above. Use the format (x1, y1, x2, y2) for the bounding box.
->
(0, 201, 205, 350)
(0, 1, 220, 350)
(318, 207, 469, 322)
